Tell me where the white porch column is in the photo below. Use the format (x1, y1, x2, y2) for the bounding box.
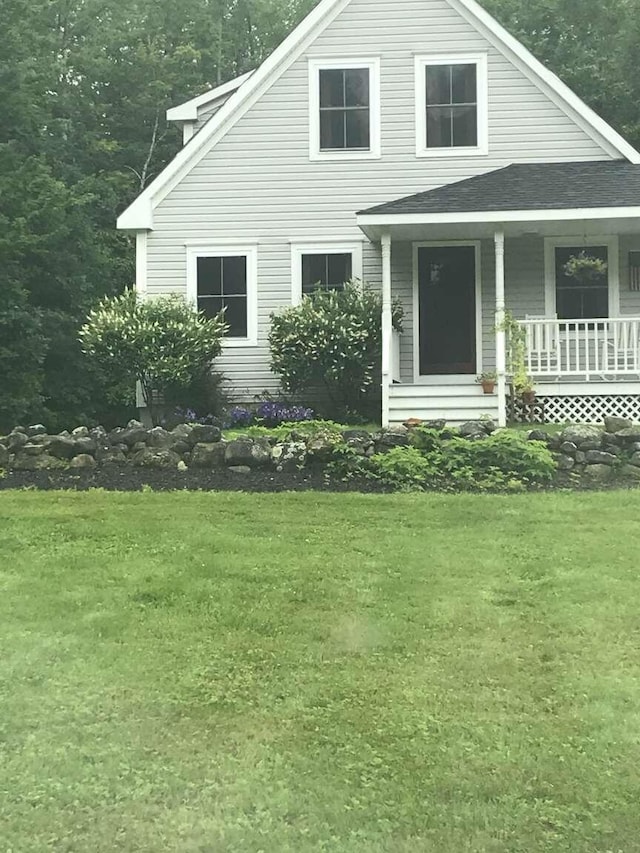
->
(494, 229, 507, 427)
(381, 231, 392, 428)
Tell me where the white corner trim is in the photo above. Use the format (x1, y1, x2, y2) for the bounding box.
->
(543, 235, 620, 319)
(167, 71, 255, 122)
(448, 0, 640, 164)
(182, 123, 195, 145)
(414, 53, 489, 158)
(290, 240, 364, 304)
(186, 244, 259, 348)
(411, 240, 483, 382)
(308, 57, 381, 161)
(117, 0, 640, 233)
(135, 231, 148, 299)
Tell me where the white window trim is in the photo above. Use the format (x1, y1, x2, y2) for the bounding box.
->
(544, 235, 620, 319)
(291, 240, 364, 305)
(308, 58, 381, 161)
(186, 244, 258, 348)
(414, 53, 489, 158)
(412, 241, 483, 383)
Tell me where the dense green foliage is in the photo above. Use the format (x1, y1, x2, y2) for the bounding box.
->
(80, 291, 228, 424)
(269, 283, 403, 420)
(333, 428, 556, 491)
(3, 489, 640, 850)
(3, 0, 640, 428)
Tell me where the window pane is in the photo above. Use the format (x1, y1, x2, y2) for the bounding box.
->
(327, 253, 352, 287)
(197, 295, 223, 318)
(302, 254, 328, 290)
(223, 297, 248, 338)
(344, 69, 369, 107)
(222, 256, 247, 296)
(452, 105, 477, 146)
(426, 65, 451, 105)
(197, 257, 222, 296)
(426, 105, 452, 147)
(451, 64, 476, 104)
(555, 246, 609, 320)
(345, 109, 370, 148)
(320, 110, 345, 149)
(319, 69, 344, 108)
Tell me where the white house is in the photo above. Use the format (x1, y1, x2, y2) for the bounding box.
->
(117, 0, 640, 427)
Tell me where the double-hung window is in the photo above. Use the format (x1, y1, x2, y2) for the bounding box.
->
(186, 245, 258, 346)
(291, 243, 363, 304)
(309, 59, 381, 160)
(415, 55, 488, 156)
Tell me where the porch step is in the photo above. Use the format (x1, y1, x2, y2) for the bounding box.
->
(389, 384, 499, 426)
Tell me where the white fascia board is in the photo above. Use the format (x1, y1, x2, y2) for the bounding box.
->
(357, 207, 640, 228)
(166, 71, 255, 122)
(450, 0, 640, 164)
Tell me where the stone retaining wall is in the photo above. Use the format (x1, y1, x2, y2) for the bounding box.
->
(2, 417, 640, 486)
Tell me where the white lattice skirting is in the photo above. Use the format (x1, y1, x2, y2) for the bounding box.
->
(510, 394, 640, 424)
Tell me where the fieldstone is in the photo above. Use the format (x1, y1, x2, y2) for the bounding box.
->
(604, 416, 633, 434)
(0, 444, 9, 468)
(98, 448, 127, 465)
(147, 426, 171, 447)
(130, 448, 182, 468)
(630, 452, 640, 467)
(575, 451, 586, 464)
(171, 423, 193, 441)
(11, 452, 66, 470)
(26, 424, 47, 437)
(585, 450, 617, 465)
(342, 429, 371, 442)
(26, 433, 50, 445)
(560, 425, 602, 447)
(177, 460, 188, 472)
(228, 465, 251, 475)
(20, 443, 46, 456)
(189, 424, 222, 445)
(582, 464, 613, 483)
(547, 434, 562, 451)
(306, 434, 337, 462)
(73, 436, 97, 455)
(403, 418, 424, 429)
(190, 442, 227, 469)
(614, 426, 640, 443)
(48, 435, 78, 459)
(127, 419, 144, 429)
(120, 427, 150, 447)
(69, 453, 97, 469)
(225, 438, 270, 468)
(528, 429, 549, 442)
(170, 439, 191, 456)
(132, 441, 147, 453)
(560, 441, 578, 456)
(423, 419, 446, 432)
(631, 442, 640, 453)
(621, 464, 640, 481)
(271, 441, 307, 472)
(71, 425, 90, 438)
(5, 432, 28, 452)
(377, 430, 410, 448)
(602, 432, 622, 448)
(556, 454, 575, 471)
(459, 421, 486, 438)
(481, 420, 498, 435)
(90, 425, 108, 441)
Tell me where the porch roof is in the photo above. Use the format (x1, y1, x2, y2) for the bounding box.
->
(357, 161, 640, 241)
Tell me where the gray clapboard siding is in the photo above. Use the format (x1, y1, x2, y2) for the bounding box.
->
(147, 0, 617, 398)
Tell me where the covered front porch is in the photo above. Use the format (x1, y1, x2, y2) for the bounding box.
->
(357, 162, 640, 426)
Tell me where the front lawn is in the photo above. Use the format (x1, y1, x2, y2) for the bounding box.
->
(1, 491, 640, 852)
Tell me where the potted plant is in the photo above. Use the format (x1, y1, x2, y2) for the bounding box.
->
(562, 251, 608, 283)
(477, 371, 497, 394)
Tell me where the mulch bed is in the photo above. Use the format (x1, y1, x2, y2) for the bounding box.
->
(0, 467, 391, 493)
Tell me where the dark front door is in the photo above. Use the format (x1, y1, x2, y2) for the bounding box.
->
(418, 245, 477, 375)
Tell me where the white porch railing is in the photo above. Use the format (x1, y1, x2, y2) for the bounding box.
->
(520, 317, 640, 378)
(391, 329, 401, 384)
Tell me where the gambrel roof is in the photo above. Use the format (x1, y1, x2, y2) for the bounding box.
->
(117, 0, 640, 231)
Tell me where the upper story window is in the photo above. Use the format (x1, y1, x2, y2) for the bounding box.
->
(186, 245, 258, 347)
(309, 59, 381, 161)
(415, 54, 488, 158)
(291, 242, 363, 304)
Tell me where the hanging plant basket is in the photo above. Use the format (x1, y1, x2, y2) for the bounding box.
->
(562, 251, 608, 283)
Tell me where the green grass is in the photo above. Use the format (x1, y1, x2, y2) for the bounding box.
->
(2, 490, 640, 852)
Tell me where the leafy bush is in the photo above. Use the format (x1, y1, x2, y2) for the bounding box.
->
(80, 291, 228, 425)
(269, 282, 403, 421)
(332, 428, 555, 492)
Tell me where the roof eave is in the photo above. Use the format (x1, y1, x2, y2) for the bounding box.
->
(357, 206, 640, 228)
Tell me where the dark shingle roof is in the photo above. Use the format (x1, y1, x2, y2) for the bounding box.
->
(358, 161, 640, 217)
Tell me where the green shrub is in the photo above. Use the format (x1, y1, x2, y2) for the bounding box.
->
(269, 282, 403, 421)
(80, 291, 228, 425)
